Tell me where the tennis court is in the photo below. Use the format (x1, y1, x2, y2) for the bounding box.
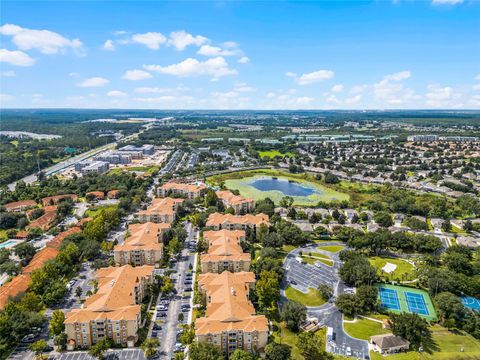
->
(462, 296, 480, 311)
(379, 287, 401, 310)
(375, 283, 437, 321)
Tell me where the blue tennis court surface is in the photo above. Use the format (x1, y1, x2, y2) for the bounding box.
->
(462, 296, 480, 311)
(405, 292, 429, 316)
(379, 287, 401, 310)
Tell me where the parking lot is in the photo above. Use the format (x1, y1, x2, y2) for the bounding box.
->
(48, 349, 147, 360)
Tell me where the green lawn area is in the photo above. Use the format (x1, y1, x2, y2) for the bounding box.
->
(369, 326, 480, 360)
(301, 252, 334, 266)
(344, 318, 391, 340)
(285, 286, 326, 307)
(320, 245, 344, 253)
(0, 230, 9, 242)
(258, 150, 295, 159)
(208, 169, 349, 206)
(85, 204, 118, 218)
(369, 257, 416, 281)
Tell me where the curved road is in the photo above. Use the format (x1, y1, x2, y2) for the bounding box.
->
(281, 241, 370, 359)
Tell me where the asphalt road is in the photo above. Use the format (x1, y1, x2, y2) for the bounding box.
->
(281, 242, 370, 359)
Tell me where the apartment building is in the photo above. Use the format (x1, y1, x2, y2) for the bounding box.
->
(136, 197, 184, 224)
(114, 222, 170, 266)
(3, 200, 37, 212)
(118, 144, 154, 155)
(195, 271, 269, 357)
(216, 190, 255, 214)
(65, 265, 154, 349)
(94, 150, 132, 164)
(74, 160, 110, 175)
(158, 181, 207, 199)
(206, 213, 270, 235)
(201, 230, 250, 273)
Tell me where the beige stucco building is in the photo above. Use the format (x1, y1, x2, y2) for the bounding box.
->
(114, 222, 170, 266)
(158, 181, 207, 199)
(64, 265, 154, 349)
(200, 230, 250, 273)
(136, 197, 184, 224)
(206, 213, 270, 235)
(216, 190, 255, 214)
(195, 271, 269, 357)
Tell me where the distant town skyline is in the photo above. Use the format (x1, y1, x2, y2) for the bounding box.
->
(1, 0, 479, 109)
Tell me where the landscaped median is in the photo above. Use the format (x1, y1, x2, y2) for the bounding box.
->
(369, 256, 416, 282)
(285, 286, 326, 307)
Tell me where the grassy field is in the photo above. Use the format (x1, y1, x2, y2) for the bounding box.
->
(320, 245, 344, 253)
(285, 286, 326, 307)
(85, 204, 118, 218)
(208, 169, 349, 205)
(302, 252, 334, 266)
(369, 325, 480, 360)
(258, 150, 295, 159)
(344, 318, 391, 340)
(0, 230, 8, 242)
(369, 257, 416, 281)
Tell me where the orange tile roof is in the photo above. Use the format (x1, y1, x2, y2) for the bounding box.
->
(216, 190, 255, 206)
(0, 274, 31, 309)
(107, 190, 120, 198)
(65, 265, 154, 323)
(201, 230, 250, 263)
(137, 197, 184, 217)
(77, 217, 92, 228)
(86, 191, 105, 199)
(42, 194, 78, 206)
(160, 182, 207, 193)
(206, 213, 270, 228)
(3, 200, 37, 212)
(47, 227, 81, 250)
(22, 247, 59, 274)
(195, 271, 268, 335)
(26, 209, 57, 231)
(115, 222, 169, 252)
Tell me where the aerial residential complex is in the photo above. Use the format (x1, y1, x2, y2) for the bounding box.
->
(206, 213, 270, 235)
(216, 190, 255, 214)
(136, 197, 184, 224)
(200, 230, 250, 273)
(194, 271, 269, 357)
(64, 265, 155, 349)
(113, 222, 170, 266)
(158, 181, 207, 199)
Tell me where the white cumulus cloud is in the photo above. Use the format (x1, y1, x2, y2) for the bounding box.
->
(107, 90, 127, 97)
(77, 77, 109, 87)
(425, 84, 461, 107)
(132, 32, 167, 50)
(144, 56, 237, 80)
(432, 0, 463, 5)
(168, 31, 208, 51)
(288, 69, 334, 85)
(103, 39, 115, 51)
(0, 48, 35, 66)
(197, 44, 237, 57)
(122, 69, 152, 81)
(0, 23, 83, 54)
(238, 56, 250, 64)
(331, 84, 344, 93)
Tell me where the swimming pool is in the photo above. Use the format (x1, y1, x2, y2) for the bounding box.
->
(0, 240, 18, 249)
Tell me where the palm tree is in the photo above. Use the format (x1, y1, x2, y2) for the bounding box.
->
(141, 338, 160, 359)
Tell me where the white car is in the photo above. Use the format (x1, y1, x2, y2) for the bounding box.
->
(346, 347, 352, 356)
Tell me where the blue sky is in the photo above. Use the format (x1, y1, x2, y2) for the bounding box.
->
(1, 0, 479, 109)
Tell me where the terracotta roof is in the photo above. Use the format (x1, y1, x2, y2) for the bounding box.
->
(65, 265, 154, 324)
(26, 208, 57, 231)
(22, 247, 59, 274)
(137, 197, 184, 217)
(201, 230, 250, 263)
(160, 182, 207, 193)
(107, 190, 120, 198)
(0, 274, 31, 309)
(195, 271, 268, 335)
(86, 191, 105, 198)
(3, 200, 37, 212)
(216, 190, 255, 206)
(41, 194, 78, 206)
(206, 213, 270, 228)
(115, 222, 169, 252)
(77, 217, 92, 228)
(47, 227, 81, 250)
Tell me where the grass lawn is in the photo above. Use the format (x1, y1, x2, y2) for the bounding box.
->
(344, 318, 391, 340)
(369, 257, 416, 281)
(85, 204, 118, 218)
(320, 245, 344, 253)
(258, 150, 295, 159)
(208, 169, 349, 205)
(302, 252, 334, 266)
(369, 325, 480, 360)
(285, 286, 326, 307)
(0, 230, 8, 242)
